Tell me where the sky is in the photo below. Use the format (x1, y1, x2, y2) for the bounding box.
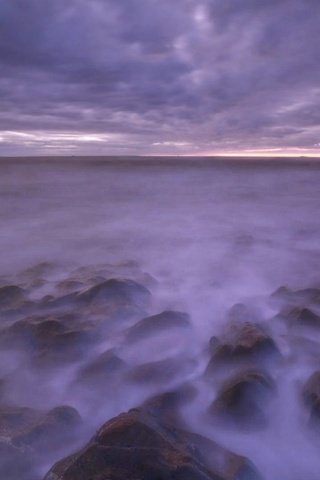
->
(0, 0, 320, 156)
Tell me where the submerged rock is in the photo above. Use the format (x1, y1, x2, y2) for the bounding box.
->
(126, 310, 190, 341)
(208, 369, 274, 430)
(43, 408, 262, 480)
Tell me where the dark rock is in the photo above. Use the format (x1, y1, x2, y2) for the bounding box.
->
(208, 369, 274, 430)
(277, 306, 320, 329)
(0, 439, 34, 480)
(13, 406, 81, 452)
(271, 286, 320, 307)
(142, 384, 197, 426)
(302, 371, 320, 427)
(126, 310, 190, 341)
(76, 350, 126, 386)
(127, 357, 193, 385)
(0, 315, 96, 365)
(43, 408, 262, 480)
(206, 322, 279, 375)
(77, 278, 151, 309)
(0, 285, 26, 310)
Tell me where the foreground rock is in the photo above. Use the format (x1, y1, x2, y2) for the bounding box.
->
(44, 408, 262, 480)
(208, 369, 274, 430)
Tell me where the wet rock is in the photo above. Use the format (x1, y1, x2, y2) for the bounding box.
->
(0, 315, 96, 365)
(271, 286, 320, 307)
(302, 371, 320, 427)
(277, 306, 320, 329)
(43, 408, 262, 480)
(0, 285, 26, 310)
(0, 439, 34, 480)
(77, 278, 151, 309)
(127, 357, 193, 385)
(208, 369, 274, 430)
(206, 322, 279, 376)
(76, 350, 126, 386)
(0, 403, 81, 479)
(142, 383, 197, 426)
(126, 310, 190, 341)
(13, 406, 81, 452)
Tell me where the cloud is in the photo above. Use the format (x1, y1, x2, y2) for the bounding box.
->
(0, 0, 320, 155)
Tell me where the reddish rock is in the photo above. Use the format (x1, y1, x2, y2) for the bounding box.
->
(208, 369, 274, 430)
(43, 409, 262, 480)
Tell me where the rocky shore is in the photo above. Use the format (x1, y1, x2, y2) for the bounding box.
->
(0, 262, 320, 479)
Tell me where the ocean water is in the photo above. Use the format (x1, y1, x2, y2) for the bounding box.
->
(1, 157, 320, 479)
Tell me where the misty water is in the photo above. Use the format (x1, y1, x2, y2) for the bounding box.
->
(1, 157, 320, 480)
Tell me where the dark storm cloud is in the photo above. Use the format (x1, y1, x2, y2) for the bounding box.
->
(0, 0, 320, 154)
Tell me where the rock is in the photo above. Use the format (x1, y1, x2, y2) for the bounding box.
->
(271, 286, 320, 307)
(206, 322, 279, 376)
(142, 383, 197, 426)
(302, 371, 320, 427)
(76, 350, 126, 386)
(43, 408, 262, 480)
(0, 315, 96, 365)
(13, 406, 81, 452)
(127, 357, 193, 385)
(126, 310, 190, 341)
(0, 439, 34, 480)
(77, 278, 151, 310)
(277, 306, 320, 329)
(0, 285, 26, 310)
(208, 369, 274, 430)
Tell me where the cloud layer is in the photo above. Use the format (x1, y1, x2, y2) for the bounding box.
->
(1, 0, 320, 155)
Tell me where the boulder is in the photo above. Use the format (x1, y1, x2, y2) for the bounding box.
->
(76, 350, 126, 386)
(142, 383, 197, 426)
(126, 310, 190, 341)
(43, 408, 262, 480)
(13, 406, 81, 452)
(77, 278, 151, 310)
(277, 306, 320, 329)
(127, 357, 193, 385)
(206, 322, 279, 376)
(0, 315, 96, 365)
(302, 371, 320, 427)
(208, 369, 274, 430)
(0, 404, 81, 479)
(0, 285, 26, 310)
(271, 286, 320, 307)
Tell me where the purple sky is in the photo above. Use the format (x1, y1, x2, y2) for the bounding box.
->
(1, 0, 320, 156)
